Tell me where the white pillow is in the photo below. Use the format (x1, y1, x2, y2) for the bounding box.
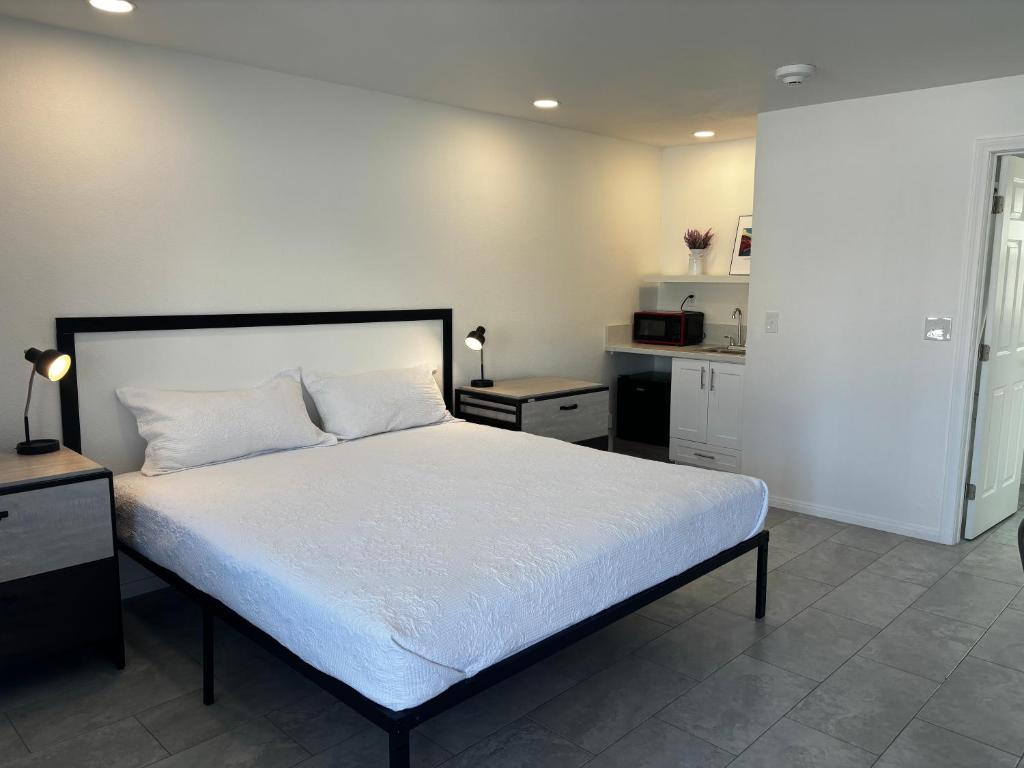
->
(303, 364, 450, 440)
(117, 369, 337, 476)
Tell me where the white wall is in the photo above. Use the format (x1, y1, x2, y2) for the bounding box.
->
(660, 138, 756, 277)
(746, 74, 1024, 542)
(0, 18, 660, 452)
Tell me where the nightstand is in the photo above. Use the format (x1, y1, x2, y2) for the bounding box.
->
(0, 448, 124, 668)
(456, 377, 610, 449)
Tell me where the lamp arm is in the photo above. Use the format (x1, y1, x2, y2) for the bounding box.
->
(480, 346, 485, 381)
(23, 368, 35, 444)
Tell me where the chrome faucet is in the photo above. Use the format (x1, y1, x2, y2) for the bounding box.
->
(731, 307, 744, 347)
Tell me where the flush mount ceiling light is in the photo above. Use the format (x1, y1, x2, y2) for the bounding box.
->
(533, 99, 559, 109)
(89, 0, 135, 13)
(693, 130, 716, 138)
(775, 63, 817, 87)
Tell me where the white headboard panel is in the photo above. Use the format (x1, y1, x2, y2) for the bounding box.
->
(57, 310, 453, 474)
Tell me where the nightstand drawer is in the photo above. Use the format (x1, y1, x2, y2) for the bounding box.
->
(521, 391, 608, 443)
(0, 478, 113, 583)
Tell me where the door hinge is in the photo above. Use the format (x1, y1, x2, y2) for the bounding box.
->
(966, 483, 977, 501)
(993, 194, 1005, 214)
(979, 343, 991, 362)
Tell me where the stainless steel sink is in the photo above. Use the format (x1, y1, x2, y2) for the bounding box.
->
(703, 346, 747, 355)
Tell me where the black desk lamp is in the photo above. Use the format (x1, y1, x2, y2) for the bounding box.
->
(17, 347, 72, 455)
(465, 326, 493, 388)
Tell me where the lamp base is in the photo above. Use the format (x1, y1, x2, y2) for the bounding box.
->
(16, 438, 60, 455)
(470, 378, 494, 388)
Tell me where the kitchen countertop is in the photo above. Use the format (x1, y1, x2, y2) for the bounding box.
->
(605, 324, 746, 364)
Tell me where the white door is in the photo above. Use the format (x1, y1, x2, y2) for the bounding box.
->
(670, 358, 708, 443)
(707, 362, 744, 450)
(966, 155, 1024, 538)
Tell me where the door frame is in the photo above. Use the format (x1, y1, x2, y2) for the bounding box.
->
(943, 135, 1024, 544)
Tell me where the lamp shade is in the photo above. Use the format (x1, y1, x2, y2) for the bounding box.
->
(25, 348, 72, 381)
(465, 326, 486, 351)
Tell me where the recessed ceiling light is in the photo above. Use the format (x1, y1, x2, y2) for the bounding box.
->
(533, 99, 559, 109)
(89, 0, 135, 13)
(693, 130, 716, 139)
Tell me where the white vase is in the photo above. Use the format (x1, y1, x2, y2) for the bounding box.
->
(688, 249, 706, 275)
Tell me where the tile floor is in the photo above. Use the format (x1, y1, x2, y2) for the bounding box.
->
(2, 507, 1023, 768)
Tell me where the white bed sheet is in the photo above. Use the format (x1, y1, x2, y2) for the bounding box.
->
(115, 421, 767, 710)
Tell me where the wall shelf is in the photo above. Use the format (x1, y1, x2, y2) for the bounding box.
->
(643, 274, 750, 284)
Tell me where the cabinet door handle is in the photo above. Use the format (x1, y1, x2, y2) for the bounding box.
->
(700, 367, 705, 390)
(559, 403, 578, 411)
(709, 369, 716, 392)
(694, 452, 716, 460)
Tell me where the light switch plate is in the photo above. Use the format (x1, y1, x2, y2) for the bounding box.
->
(924, 317, 952, 341)
(765, 311, 780, 334)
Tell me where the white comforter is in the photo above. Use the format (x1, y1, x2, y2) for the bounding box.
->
(115, 421, 767, 710)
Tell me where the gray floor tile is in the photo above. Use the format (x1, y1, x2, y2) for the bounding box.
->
(875, 719, 1018, 768)
(711, 546, 799, 585)
(955, 541, 1024, 586)
(3, 717, 167, 768)
(529, 656, 694, 754)
(441, 719, 590, 768)
(986, 511, 1023, 548)
(0, 650, 127, 714)
(149, 718, 308, 768)
(417, 665, 576, 753)
(636, 607, 773, 680)
(716, 571, 832, 626)
(776, 541, 879, 586)
(813, 570, 927, 628)
(830, 525, 906, 554)
(1012, 587, 1024, 613)
(540, 613, 669, 681)
(747, 608, 877, 682)
(859, 608, 985, 682)
(586, 718, 732, 768)
(765, 515, 846, 554)
(138, 665, 321, 754)
(728, 717, 875, 768)
(867, 541, 964, 587)
(297, 729, 449, 768)
(913, 570, 1019, 628)
(6, 646, 202, 750)
(637, 575, 741, 627)
(972, 606, 1024, 672)
(789, 656, 937, 755)
(267, 691, 367, 754)
(763, 507, 796, 528)
(657, 655, 815, 755)
(0, 716, 28, 763)
(919, 656, 1024, 756)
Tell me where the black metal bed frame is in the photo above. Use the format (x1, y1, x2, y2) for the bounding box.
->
(55, 308, 769, 768)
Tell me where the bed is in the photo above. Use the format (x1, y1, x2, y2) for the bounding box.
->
(56, 309, 769, 768)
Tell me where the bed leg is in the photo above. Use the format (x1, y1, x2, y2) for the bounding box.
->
(755, 535, 768, 620)
(202, 606, 215, 705)
(388, 728, 410, 768)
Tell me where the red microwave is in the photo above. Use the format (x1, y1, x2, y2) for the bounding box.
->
(632, 311, 705, 346)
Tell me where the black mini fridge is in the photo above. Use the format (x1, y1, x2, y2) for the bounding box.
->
(616, 371, 671, 446)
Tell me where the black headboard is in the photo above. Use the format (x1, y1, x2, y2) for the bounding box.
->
(55, 309, 454, 454)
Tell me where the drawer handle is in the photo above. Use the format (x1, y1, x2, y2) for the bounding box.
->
(0, 510, 7, 521)
(559, 404, 579, 411)
(694, 452, 717, 460)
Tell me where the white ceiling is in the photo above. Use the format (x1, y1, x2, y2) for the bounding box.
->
(2, 0, 1023, 146)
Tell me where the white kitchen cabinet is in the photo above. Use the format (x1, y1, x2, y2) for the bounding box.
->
(669, 358, 744, 470)
(669, 358, 708, 443)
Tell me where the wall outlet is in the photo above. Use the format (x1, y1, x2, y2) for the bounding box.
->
(765, 311, 780, 334)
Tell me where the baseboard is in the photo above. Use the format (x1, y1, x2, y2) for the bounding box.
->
(769, 495, 945, 543)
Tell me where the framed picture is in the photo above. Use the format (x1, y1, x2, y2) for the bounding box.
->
(730, 215, 752, 275)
